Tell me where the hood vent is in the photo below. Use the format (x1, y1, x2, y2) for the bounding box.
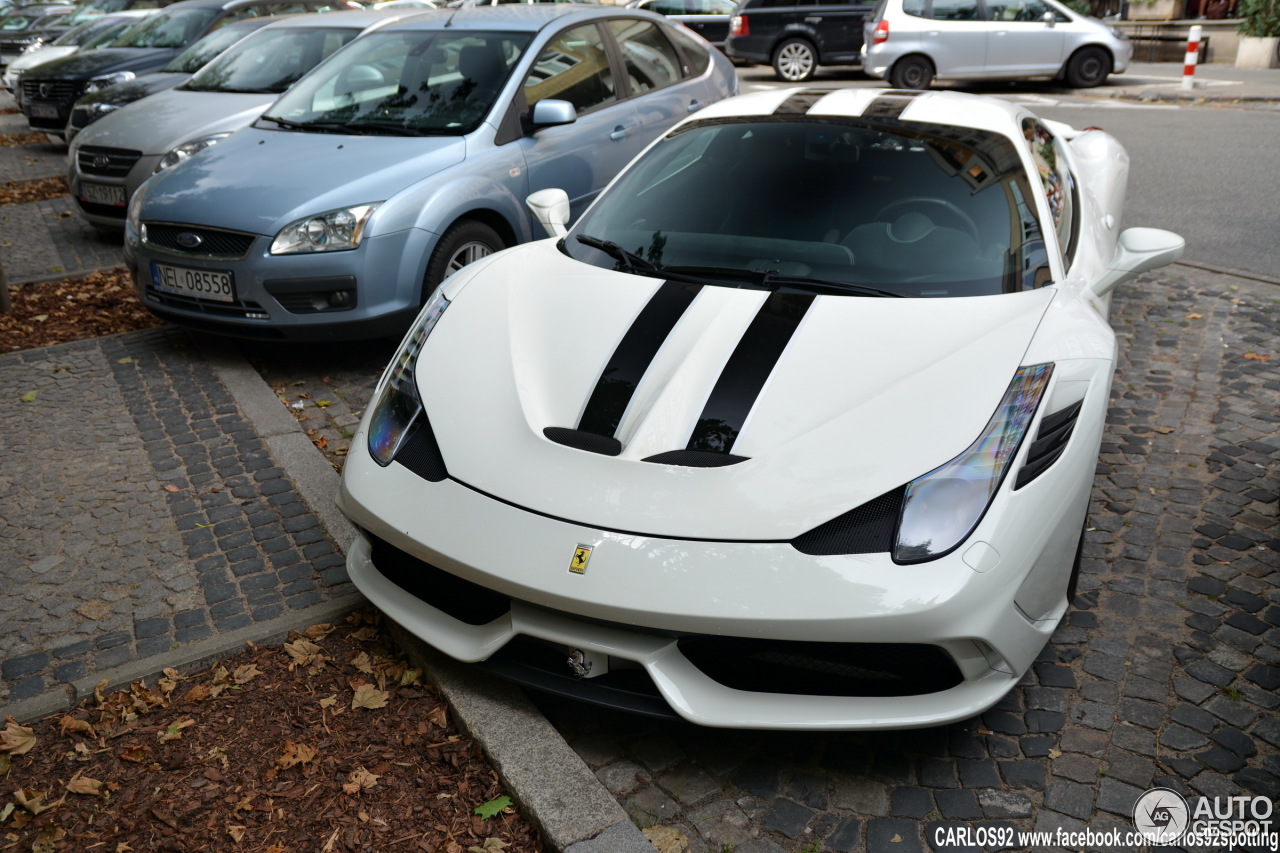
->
(792, 486, 905, 556)
(643, 450, 748, 468)
(543, 427, 621, 457)
(1014, 399, 1081, 490)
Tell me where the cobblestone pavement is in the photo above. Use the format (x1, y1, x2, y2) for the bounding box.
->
(0, 327, 356, 709)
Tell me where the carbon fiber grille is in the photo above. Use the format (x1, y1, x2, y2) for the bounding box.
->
(21, 79, 79, 103)
(643, 450, 748, 467)
(791, 486, 905, 556)
(1015, 399, 1082, 489)
(678, 637, 963, 697)
(368, 534, 509, 626)
(543, 427, 621, 457)
(144, 223, 256, 259)
(395, 416, 447, 482)
(77, 145, 141, 178)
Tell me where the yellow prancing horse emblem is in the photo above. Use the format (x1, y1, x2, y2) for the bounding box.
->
(569, 544, 593, 574)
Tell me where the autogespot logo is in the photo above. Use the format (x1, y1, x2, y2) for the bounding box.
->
(1134, 787, 1189, 843)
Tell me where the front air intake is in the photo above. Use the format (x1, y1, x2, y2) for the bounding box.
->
(791, 486, 905, 556)
(1014, 399, 1081, 489)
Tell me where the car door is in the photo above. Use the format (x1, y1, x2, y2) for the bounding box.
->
(605, 17, 713, 148)
(807, 0, 868, 62)
(981, 0, 1065, 75)
(678, 0, 736, 47)
(919, 0, 986, 76)
(518, 22, 642, 218)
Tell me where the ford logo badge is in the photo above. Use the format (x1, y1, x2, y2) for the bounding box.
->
(176, 232, 203, 249)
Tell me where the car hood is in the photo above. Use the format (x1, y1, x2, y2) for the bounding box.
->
(75, 87, 276, 154)
(139, 127, 468, 235)
(415, 241, 1057, 541)
(5, 45, 75, 72)
(24, 47, 175, 80)
(75, 70, 187, 108)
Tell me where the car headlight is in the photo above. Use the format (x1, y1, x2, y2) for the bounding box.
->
(893, 364, 1053, 564)
(269, 203, 380, 255)
(154, 132, 231, 173)
(84, 70, 135, 93)
(366, 289, 450, 465)
(80, 101, 121, 125)
(21, 40, 44, 55)
(127, 190, 145, 236)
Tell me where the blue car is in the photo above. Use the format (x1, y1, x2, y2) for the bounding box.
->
(124, 4, 737, 340)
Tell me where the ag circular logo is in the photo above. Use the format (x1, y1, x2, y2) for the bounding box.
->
(1134, 787, 1189, 843)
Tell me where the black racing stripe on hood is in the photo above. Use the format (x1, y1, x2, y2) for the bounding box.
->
(686, 291, 814, 455)
(577, 281, 703, 437)
(773, 89, 829, 115)
(862, 91, 925, 120)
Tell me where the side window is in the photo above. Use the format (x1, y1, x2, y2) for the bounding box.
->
(665, 21, 711, 76)
(608, 19, 682, 94)
(523, 24, 617, 115)
(902, 0, 927, 14)
(646, 0, 688, 13)
(1023, 119, 1077, 270)
(985, 0, 1049, 19)
(930, 0, 980, 19)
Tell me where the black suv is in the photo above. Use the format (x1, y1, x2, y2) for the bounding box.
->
(724, 0, 873, 82)
(19, 0, 345, 136)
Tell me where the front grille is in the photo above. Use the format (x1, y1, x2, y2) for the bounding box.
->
(77, 145, 141, 178)
(368, 533, 509, 626)
(394, 415, 448, 482)
(791, 485, 905, 556)
(1015, 399, 1082, 489)
(20, 78, 79, 104)
(143, 223, 256, 259)
(678, 637, 963, 697)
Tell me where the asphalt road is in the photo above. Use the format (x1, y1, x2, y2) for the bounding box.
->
(737, 66, 1280, 280)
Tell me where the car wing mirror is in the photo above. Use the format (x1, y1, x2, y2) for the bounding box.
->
(531, 99, 577, 129)
(1092, 227, 1184, 297)
(1043, 9, 1056, 26)
(527, 188, 570, 238)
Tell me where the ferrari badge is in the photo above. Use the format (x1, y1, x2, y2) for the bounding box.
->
(569, 544, 593, 574)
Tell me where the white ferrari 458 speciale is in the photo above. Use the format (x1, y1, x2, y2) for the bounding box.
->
(337, 87, 1184, 729)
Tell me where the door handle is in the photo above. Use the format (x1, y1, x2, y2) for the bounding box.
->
(610, 126, 628, 141)
(687, 99, 701, 112)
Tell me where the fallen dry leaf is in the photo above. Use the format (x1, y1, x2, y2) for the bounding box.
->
(1153, 426, 1176, 434)
(1243, 352, 1270, 361)
(227, 824, 247, 843)
(66, 777, 103, 796)
(163, 484, 181, 493)
(351, 683, 389, 710)
(642, 826, 688, 853)
(275, 740, 317, 769)
(233, 664, 262, 685)
(0, 718, 37, 754)
(342, 767, 380, 795)
(58, 716, 94, 738)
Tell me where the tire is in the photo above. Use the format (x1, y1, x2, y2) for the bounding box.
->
(423, 219, 504, 297)
(772, 38, 817, 83)
(888, 55, 934, 90)
(1063, 46, 1110, 88)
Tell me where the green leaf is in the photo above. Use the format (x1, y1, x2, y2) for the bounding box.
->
(117, 357, 133, 364)
(21, 390, 37, 403)
(474, 796, 512, 819)
(316, 400, 331, 408)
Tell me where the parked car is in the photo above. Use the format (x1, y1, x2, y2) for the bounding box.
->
(123, 4, 737, 341)
(69, 9, 424, 228)
(335, 87, 1183, 729)
(64, 16, 275, 142)
(0, 3, 73, 70)
(3, 10, 151, 94)
(724, 0, 872, 81)
(862, 0, 1130, 88)
(17, 0, 349, 137)
(627, 0, 735, 51)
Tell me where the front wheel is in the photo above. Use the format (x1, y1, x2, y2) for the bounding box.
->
(1063, 46, 1111, 88)
(888, 55, 934, 90)
(423, 219, 504, 297)
(772, 38, 817, 82)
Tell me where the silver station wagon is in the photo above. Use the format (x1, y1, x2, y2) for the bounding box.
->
(124, 4, 736, 341)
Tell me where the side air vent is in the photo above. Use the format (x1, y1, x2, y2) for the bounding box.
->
(395, 415, 447, 482)
(543, 427, 621, 456)
(643, 450, 748, 468)
(791, 486, 905, 556)
(1014, 399, 1082, 489)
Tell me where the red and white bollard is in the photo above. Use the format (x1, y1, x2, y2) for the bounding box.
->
(1182, 24, 1203, 91)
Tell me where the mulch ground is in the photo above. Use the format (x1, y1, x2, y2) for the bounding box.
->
(0, 175, 69, 206)
(0, 268, 164, 353)
(0, 131, 48, 148)
(0, 612, 543, 853)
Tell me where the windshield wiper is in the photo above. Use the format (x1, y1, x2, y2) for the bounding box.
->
(576, 234, 661, 275)
(663, 266, 905, 297)
(259, 114, 309, 130)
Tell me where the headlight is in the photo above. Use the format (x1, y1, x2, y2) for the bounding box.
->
(84, 70, 135, 93)
(21, 40, 44, 55)
(127, 190, 145, 236)
(893, 364, 1053, 564)
(366, 289, 450, 465)
(81, 101, 121, 125)
(154, 133, 231, 173)
(269, 203, 380, 255)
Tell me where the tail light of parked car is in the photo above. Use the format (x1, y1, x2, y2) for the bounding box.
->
(730, 14, 748, 36)
(872, 19, 889, 44)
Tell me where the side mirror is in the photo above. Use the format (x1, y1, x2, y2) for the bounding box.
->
(527, 188, 570, 238)
(1091, 227, 1184, 297)
(531, 99, 577, 129)
(1043, 9, 1056, 26)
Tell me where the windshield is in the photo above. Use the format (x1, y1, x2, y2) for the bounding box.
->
(263, 29, 532, 136)
(566, 118, 1052, 298)
(54, 16, 132, 46)
(162, 21, 260, 71)
(0, 12, 41, 30)
(186, 26, 360, 93)
(111, 6, 218, 48)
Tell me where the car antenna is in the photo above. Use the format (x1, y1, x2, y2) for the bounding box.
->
(443, 0, 476, 28)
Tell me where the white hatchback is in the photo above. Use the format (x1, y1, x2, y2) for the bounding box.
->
(861, 0, 1130, 89)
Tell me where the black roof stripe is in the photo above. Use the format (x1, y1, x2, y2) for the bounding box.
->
(862, 90, 926, 120)
(772, 88, 830, 115)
